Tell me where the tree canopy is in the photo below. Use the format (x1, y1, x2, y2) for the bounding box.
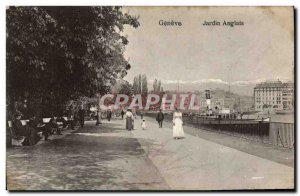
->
(112, 79, 133, 96)
(6, 6, 139, 116)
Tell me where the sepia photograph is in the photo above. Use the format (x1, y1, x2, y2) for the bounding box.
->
(6, 6, 295, 191)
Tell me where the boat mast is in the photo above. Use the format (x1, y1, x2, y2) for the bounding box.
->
(227, 65, 232, 93)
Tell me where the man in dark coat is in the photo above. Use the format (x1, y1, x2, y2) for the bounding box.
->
(78, 106, 85, 128)
(121, 109, 125, 119)
(107, 109, 112, 121)
(156, 109, 164, 128)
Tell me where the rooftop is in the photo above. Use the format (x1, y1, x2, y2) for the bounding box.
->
(255, 81, 282, 88)
(282, 82, 294, 88)
(254, 81, 294, 89)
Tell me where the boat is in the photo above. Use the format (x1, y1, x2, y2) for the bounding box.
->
(275, 110, 294, 115)
(254, 117, 270, 122)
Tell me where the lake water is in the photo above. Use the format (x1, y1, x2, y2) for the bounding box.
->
(246, 113, 294, 123)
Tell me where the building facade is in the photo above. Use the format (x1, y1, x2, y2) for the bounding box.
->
(197, 89, 251, 113)
(236, 96, 254, 112)
(254, 81, 294, 111)
(282, 82, 294, 110)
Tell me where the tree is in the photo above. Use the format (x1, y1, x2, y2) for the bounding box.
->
(141, 74, 148, 95)
(138, 74, 142, 93)
(153, 79, 158, 92)
(262, 104, 269, 111)
(133, 76, 139, 94)
(7, 6, 139, 116)
(158, 80, 161, 92)
(132, 74, 147, 94)
(153, 78, 162, 92)
(114, 79, 133, 96)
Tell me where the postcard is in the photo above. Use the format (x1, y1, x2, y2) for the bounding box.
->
(6, 6, 294, 191)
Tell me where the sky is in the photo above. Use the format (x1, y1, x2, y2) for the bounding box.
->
(121, 7, 294, 87)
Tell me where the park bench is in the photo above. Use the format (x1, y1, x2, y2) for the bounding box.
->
(7, 118, 58, 147)
(7, 115, 80, 147)
(7, 120, 37, 147)
(42, 117, 67, 137)
(7, 120, 25, 147)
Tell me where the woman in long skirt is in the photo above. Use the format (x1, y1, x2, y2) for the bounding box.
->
(126, 109, 134, 131)
(173, 108, 185, 139)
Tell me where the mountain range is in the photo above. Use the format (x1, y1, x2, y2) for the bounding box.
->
(147, 78, 292, 96)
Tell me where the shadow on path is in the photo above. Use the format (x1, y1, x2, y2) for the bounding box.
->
(7, 120, 168, 190)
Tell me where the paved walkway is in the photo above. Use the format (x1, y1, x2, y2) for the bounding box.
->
(7, 121, 168, 190)
(7, 117, 294, 190)
(147, 116, 294, 167)
(131, 116, 294, 190)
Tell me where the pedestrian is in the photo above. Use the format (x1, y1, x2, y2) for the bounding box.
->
(68, 115, 75, 130)
(141, 119, 146, 130)
(78, 106, 85, 128)
(57, 115, 68, 128)
(49, 116, 62, 135)
(125, 109, 134, 131)
(107, 109, 112, 121)
(66, 106, 75, 130)
(140, 111, 144, 119)
(156, 109, 164, 128)
(121, 109, 125, 119)
(173, 108, 185, 139)
(95, 108, 102, 126)
(12, 114, 25, 137)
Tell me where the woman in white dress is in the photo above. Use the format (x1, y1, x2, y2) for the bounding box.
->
(173, 108, 185, 139)
(125, 109, 134, 131)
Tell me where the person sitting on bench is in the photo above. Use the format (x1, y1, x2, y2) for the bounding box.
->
(49, 117, 62, 135)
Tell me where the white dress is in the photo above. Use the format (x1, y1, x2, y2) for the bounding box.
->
(173, 112, 185, 138)
(126, 111, 134, 130)
(141, 121, 146, 130)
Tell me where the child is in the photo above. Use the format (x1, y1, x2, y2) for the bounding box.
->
(141, 119, 146, 130)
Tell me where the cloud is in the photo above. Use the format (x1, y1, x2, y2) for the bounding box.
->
(148, 78, 228, 85)
(191, 79, 228, 85)
(231, 79, 265, 86)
